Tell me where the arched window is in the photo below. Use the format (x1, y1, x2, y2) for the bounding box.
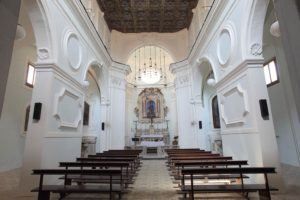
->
(212, 95, 221, 129)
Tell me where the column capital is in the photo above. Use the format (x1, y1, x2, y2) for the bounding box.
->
(170, 59, 190, 74)
(110, 61, 131, 76)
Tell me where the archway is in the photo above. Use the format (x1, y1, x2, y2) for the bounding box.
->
(125, 45, 177, 150)
(82, 64, 102, 156)
(195, 59, 222, 153)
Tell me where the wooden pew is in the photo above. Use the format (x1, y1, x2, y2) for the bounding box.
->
(168, 156, 233, 170)
(31, 169, 124, 200)
(166, 153, 219, 166)
(90, 154, 141, 168)
(171, 160, 248, 178)
(59, 161, 134, 187)
(180, 167, 278, 200)
(76, 157, 138, 174)
(165, 148, 202, 153)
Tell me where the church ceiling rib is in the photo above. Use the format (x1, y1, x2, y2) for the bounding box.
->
(97, 0, 199, 33)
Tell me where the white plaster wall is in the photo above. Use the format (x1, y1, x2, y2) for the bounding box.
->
(110, 30, 189, 63)
(109, 76, 126, 149)
(0, 2, 36, 171)
(202, 83, 220, 151)
(20, 0, 125, 192)
(83, 73, 101, 152)
(171, 0, 281, 186)
(80, 0, 111, 52)
(188, 0, 214, 51)
(263, 4, 300, 166)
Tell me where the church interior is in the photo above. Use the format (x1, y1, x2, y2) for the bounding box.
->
(0, 0, 300, 199)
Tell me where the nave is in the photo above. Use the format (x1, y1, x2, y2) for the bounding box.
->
(1, 150, 300, 200)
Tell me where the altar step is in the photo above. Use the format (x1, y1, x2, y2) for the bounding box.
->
(141, 154, 167, 160)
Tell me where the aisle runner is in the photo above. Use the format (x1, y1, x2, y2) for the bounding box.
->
(125, 160, 178, 200)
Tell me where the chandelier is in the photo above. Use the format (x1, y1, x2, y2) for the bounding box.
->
(134, 45, 166, 84)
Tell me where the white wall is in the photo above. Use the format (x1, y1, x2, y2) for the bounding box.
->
(0, 2, 36, 171)
(80, 0, 111, 52)
(110, 30, 189, 63)
(188, 0, 214, 51)
(263, 3, 300, 166)
(19, 0, 129, 193)
(83, 73, 101, 152)
(202, 81, 221, 151)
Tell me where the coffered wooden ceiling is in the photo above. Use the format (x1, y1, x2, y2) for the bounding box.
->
(96, 0, 199, 33)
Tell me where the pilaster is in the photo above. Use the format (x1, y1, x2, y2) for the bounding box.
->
(20, 63, 86, 192)
(107, 62, 131, 149)
(170, 60, 198, 148)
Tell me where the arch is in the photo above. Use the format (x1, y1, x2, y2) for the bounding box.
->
(195, 55, 218, 81)
(125, 42, 177, 63)
(242, 0, 270, 57)
(23, 0, 53, 61)
(84, 60, 105, 96)
(191, 55, 217, 103)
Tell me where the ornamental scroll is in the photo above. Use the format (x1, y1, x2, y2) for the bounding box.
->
(136, 88, 166, 122)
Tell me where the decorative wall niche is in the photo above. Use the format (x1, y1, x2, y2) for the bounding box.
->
(53, 88, 82, 128)
(64, 30, 82, 71)
(217, 23, 236, 67)
(220, 84, 249, 126)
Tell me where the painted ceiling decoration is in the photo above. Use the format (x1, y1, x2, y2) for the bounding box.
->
(96, 0, 199, 33)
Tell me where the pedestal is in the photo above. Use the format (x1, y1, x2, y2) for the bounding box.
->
(81, 135, 97, 157)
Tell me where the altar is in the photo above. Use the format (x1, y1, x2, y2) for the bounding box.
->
(139, 134, 165, 147)
(139, 134, 164, 154)
(131, 88, 170, 156)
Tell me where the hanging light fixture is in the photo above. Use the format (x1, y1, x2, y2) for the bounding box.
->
(270, 20, 281, 38)
(15, 24, 26, 41)
(137, 45, 162, 84)
(207, 71, 216, 86)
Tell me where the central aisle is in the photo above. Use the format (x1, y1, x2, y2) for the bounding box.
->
(125, 159, 178, 200)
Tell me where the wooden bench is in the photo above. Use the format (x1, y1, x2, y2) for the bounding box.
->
(168, 156, 233, 169)
(76, 157, 139, 174)
(167, 153, 220, 166)
(172, 160, 248, 180)
(59, 162, 134, 187)
(90, 154, 141, 169)
(180, 167, 278, 200)
(31, 169, 125, 200)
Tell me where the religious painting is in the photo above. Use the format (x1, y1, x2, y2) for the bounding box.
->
(137, 88, 165, 122)
(83, 101, 90, 126)
(212, 95, 221, 128)
(146, 100, 156, 118)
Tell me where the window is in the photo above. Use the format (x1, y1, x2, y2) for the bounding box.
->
(212, 95, 221, 129)
(83, 102, 90, 126)
(26, 63, 36, 87)
(263, 59, 279, 86)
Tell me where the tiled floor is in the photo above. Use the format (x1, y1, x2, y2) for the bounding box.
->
(0, 160, 300, 199)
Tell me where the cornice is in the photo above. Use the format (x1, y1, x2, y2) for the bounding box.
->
(170, 59, 190, 74)
(35, 62, 87, 91)
(215, 58, 264, 88)
(110, 61, 131, 76)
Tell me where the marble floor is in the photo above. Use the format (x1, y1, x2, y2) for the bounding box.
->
(1, 160, 300, 199)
